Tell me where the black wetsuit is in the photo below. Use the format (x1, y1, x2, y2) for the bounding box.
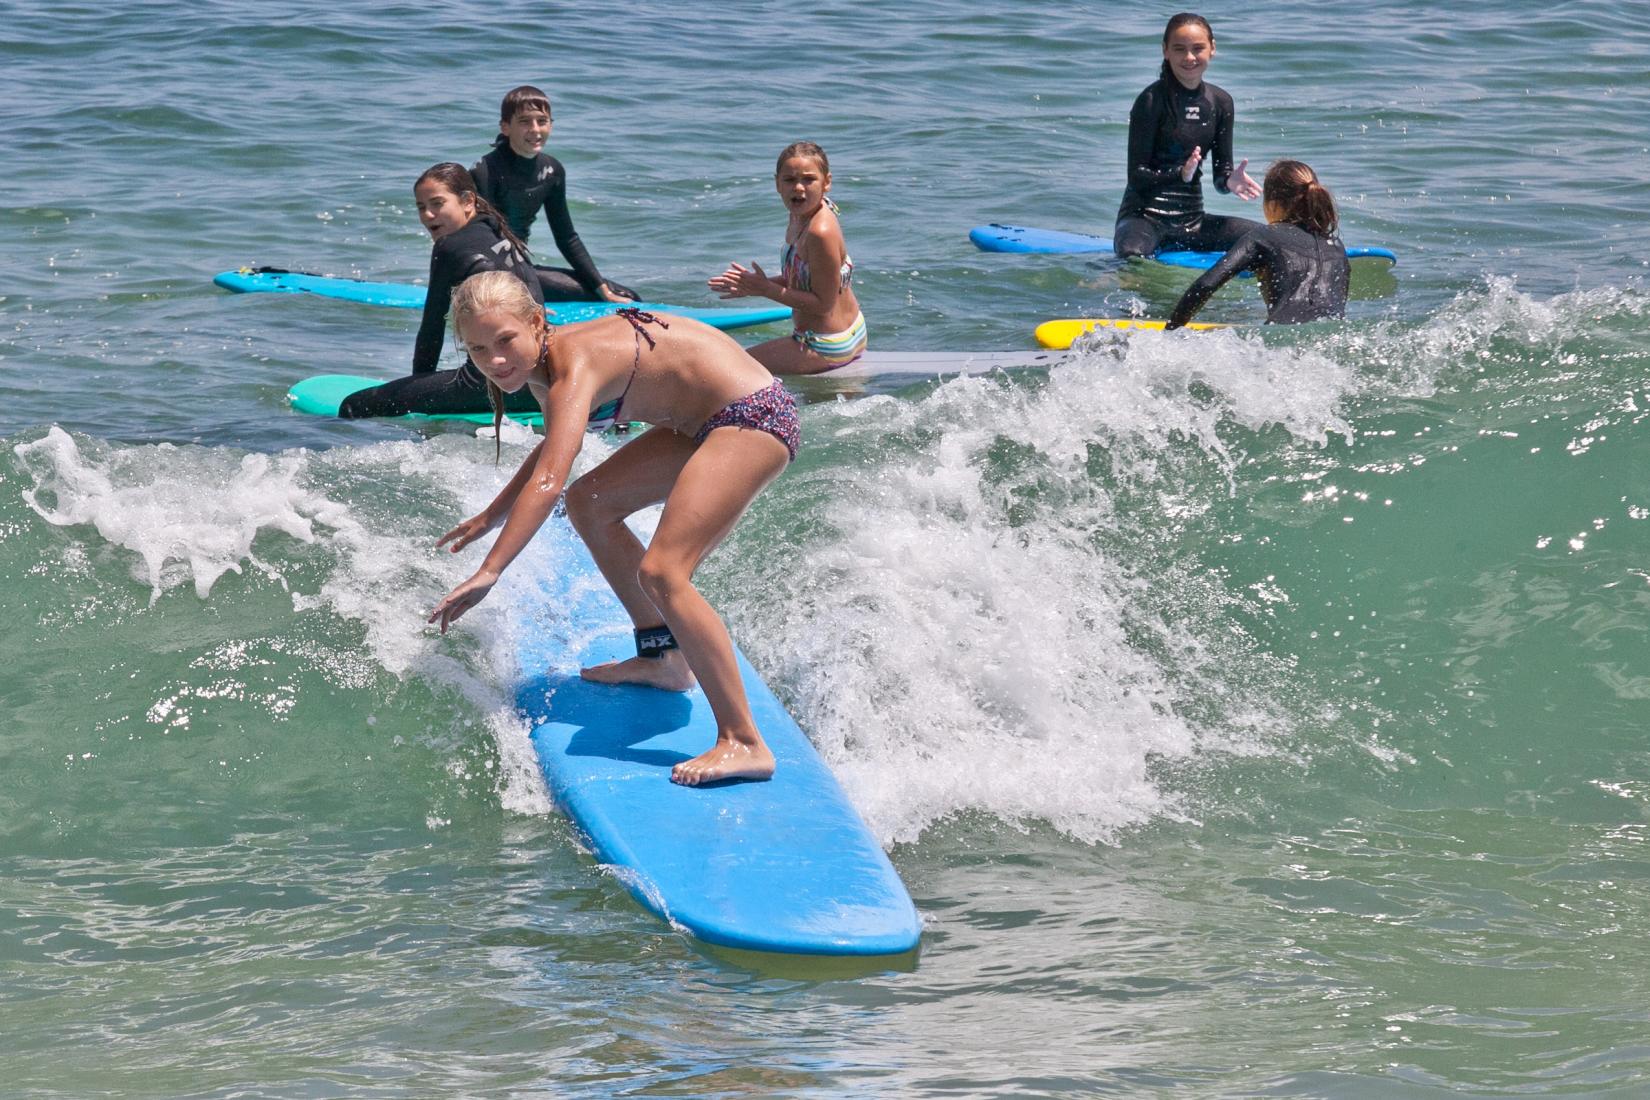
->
(1167, 223, 1351, 328)
(471, 136, 637, 303)
(338, 213, 543, 418)
(1114, 76, 1260, 259)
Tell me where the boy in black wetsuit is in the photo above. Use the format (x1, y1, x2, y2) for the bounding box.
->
(470, 85, 639, 304)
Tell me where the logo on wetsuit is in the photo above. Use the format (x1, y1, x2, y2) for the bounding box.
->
(1184, 105, 1202, 121)
(537, 163, 555, 183)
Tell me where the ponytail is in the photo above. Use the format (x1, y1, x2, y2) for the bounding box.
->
(1263, 159, 1338, 237)
(474, 194, 533, 264)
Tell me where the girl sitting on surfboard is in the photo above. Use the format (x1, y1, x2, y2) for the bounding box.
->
(1114, 13, 1262, 261)
(428, 269, 798, 787)
(339, 162, 543, 419)
(1165, 160, 1351, 328)
(707, 142, 866, 374)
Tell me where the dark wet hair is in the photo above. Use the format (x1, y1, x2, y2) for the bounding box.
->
(1159, 13, 1215, 82)
(1264, 160, 1338, 236)
(776, 141, 829, 177)
(413, 162, 532, 262)
(500, 84, 552, 124)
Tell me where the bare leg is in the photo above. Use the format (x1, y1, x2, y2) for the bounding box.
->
(565, 423, 790, 783)
(642, 426, 790, 784)
(563, 428, 699, 691)
(744, 334, 850, 376)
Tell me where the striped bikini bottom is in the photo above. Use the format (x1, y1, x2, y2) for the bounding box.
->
(792, 311, 867, 369)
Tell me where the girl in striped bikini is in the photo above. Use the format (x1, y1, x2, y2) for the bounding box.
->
(708, 142, 866, 374)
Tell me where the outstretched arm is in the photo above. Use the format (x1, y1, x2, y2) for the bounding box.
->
(542, 167, 608, 298)
(434, 438, 546, 554)
(1166, 235, 1258, 328)
(413, 245, 456, 373)
(1210, 98, 1261, 200)
(428, 379, 589, 632)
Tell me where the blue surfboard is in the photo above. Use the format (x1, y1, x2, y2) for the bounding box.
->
(213, 267, 793, 331)
(967, 223, 1398, 270)
(508, 519, 922, 957)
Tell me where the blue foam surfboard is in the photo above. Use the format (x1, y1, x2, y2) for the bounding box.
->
(967, 223, 1398, 270)
(509, 520, 922, 957)
(213, 268, 793, 331)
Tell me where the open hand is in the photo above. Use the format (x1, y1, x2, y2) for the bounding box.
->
(1180, 145, 1204, 183)
(429, 570, 499, 634)
(707, 261, 771, 299)
(435, 512, 496, 554)
(598, 281, 636, 303)
(1229, 158, 1262, 200)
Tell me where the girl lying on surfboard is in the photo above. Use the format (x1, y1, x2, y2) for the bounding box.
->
(1165, 160, 1351, 328)
(707, 142, 866, 374)
(340, 163, 544, 419)
(1114, 12, 1262, 261)
(428, 269, 797, 787)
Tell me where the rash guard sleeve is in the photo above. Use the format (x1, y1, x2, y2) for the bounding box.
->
(1126, 86, 1187, 194)
(1167, 232, 1261, 328)
(413, 239, 485, 373)
(541, 167, 606, 297)
(1210, 89, 1236, 195)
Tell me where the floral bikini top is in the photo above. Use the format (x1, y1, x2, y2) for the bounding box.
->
(781, 239, 854, 294)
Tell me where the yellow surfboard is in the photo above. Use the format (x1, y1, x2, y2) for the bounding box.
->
(1034, 317, 1227, 349)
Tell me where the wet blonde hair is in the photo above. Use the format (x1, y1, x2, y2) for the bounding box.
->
(451, 270, 544, 458)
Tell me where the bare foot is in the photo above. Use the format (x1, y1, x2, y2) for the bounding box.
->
(671, 736, 776, 786)
(580, 652, 696, 692)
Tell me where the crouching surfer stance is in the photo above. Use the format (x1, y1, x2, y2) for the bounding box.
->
(427, 270, 797, 785)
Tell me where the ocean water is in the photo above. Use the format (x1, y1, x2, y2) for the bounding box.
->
(4, 1, 1650, 1095)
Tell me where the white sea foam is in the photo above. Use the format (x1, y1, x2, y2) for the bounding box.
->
(7, 425, 624, 819)
(9, 325, 1367, 850)
(14, 426, 339, 603)
(726, 329, 1365, 846)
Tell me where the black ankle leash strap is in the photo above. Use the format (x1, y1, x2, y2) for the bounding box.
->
(634, 625, 678, 658)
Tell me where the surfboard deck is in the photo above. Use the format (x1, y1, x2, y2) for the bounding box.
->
(285, 374, 537, 424)
(511, 519, 922, 957)
(289, 352, 1083, 424)
(968, 224, 1398, 272)
(214, 267, 792, 331)
(1035, 317, 1227, 349)
(830, 349, 1069, 377)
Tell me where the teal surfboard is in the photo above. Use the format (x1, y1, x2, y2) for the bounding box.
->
(288, 351, 1081, 424)
(286, 374, 539, 425)
(967, 223, 1398, 271)
(510, 518, 921, 957)
(214, 267, 792, 330)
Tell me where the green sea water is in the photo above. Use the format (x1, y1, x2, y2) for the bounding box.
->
(4, 2, 1650, 1095)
